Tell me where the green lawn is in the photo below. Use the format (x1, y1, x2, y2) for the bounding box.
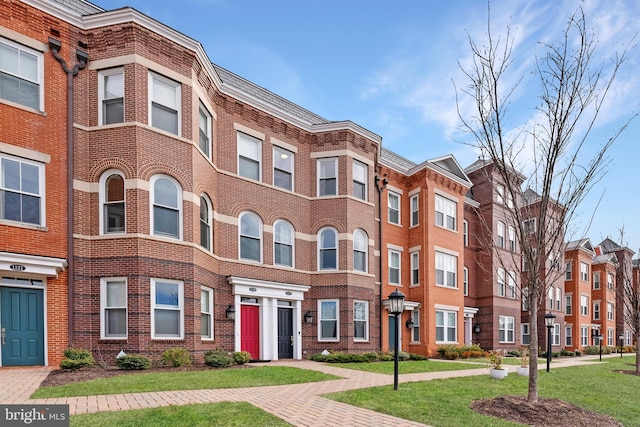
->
(32, 366, 339, 398)
(332, 359, 488, 374)
(326, 356, 640, 427)
(70, 402, 291, 427)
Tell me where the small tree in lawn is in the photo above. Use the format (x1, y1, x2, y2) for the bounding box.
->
(456, 5, 635, 402)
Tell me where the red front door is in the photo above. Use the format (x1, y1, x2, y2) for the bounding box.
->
(241, 305, 260, 359)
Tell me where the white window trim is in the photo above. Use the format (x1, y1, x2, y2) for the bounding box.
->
(499, 315, 515, 343)
(411, 308, 420, 343)
(318, 227, 338, 270)
(521, 323, 530, 345)
(387, 191, 401, 225)
(435, 251, 458, 289)
(99, 169, 126, 235)
(435, 193, 457, 231)
(273, 146, 294, 191)
(435, 309, 457, 344)
(98, 67, 124, 125)
(151, 278, 184, 339)
(198, 102, 212, 159)
(239, 211, 263, 263)
(317, 157, 338, 197)
(148, 71, 181, 136)
(149, 174, 183, 240)
(199, 194, 212, 251)
(200, 286, 214, 340)
(273, 219, 294, 268)
(410, 194, 419, 227)
(318, 299, 339, 342)
(565, 326, 572, 346)
(100, 277, 127, 339)
(353, 300, 369, 342)
(352, 159, 367, 201)
(0, 37, 44, 111)
(237, 132, 262, 181)
(388, 249, 401, 285)
(353, 228, 368, 273)
(593, 272, 601, 289)
(410, 251, 420, 286)
(0, 153, 46, 227)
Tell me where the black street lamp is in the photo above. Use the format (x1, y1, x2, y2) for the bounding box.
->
(620, 334, 625, 358)
(388, 289, 406, 391)
(598, 334, 604, 361)
(544, 313, 556, 372)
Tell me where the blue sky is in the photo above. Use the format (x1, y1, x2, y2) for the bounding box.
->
(95, 0, 640, 252)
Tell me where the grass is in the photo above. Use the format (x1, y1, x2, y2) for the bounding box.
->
(326, 356, 640, 427)
(70, 402, 291, 426)
(32, 366, 338, 398)
(333, 359, 487, 374)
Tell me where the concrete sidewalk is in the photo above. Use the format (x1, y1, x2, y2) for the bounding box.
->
(0, 354, 619, 427)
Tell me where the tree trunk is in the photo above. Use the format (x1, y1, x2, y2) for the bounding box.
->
(528, 289, 539, 401)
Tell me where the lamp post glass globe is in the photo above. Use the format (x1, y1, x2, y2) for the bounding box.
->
(544, 312, 555, 372)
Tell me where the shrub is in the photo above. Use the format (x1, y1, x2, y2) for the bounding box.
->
(506, 350, 521, 358)
(162, 347, 192, 367)
(59, 347, 94, 370)
(233, 351, 252, 365)
(377, 353, 393, 361)
(116, 354, 151, 370)
(362, 352, 379, 361)
(443, 350, 460, 360)
(574, 350, 582, 356)
(583, 346, 600, 355)
(409, 352, 428, 361)
(204, 349, 233, 368)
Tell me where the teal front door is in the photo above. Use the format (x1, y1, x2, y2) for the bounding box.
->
(1, 287, 44, 366)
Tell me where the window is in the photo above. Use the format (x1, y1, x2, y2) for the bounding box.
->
(238, 132, 261, 180)
(198, 103, 212, 158)
(565, 326, 572, 346)
(507, 271, 516, 298)
(463, 266, 469, 296)
(353, 229, 367, 272)
(522, 287, 529, 311)
(506, 192, 514, 209)
(318, 227, 337, 270)
(100, 170, 125, 234)
(319, 300, 338, 341)
(239, 212, 262, 262)
(200, 195, 212, 251)
(593, 302, 600, 320)
(100, 278, 127, 339)
(200, 287, 213, 339)
(435, 310, 457, 343)
(497, 268, 505, 297)
(388, 192, 400, 224)
(496, 184, 505, 204)
(580, 327, 589, 346)
(388, 250, 400, 285)
(625, 330, 631, 346)
(580, 295, 589, 316)
(607, 273, 614, 290)
(318, 158, 337, 196)
(0, 155, 43, 226)
(354, 300, 368, 341)
(150, 175, 182, 239)
(463, 220, 469, 246)
(553, 324, 560, 346)
(580, 262, 589, 281)
(508, 226, 516, 251)
(497, 221, 505, 247)
(435, 194, 456, 230)
(606, 328, 613, 346)
(523, 218, 536, 234)
(565, 295, 572, 315)
(411, 309, 420, 342)
(565, 261, 572, 280)
(593, 272, 600, 289)
(607, 302, 614, 320)
(99, 68, 124, 125)
(521, 323, 530, 345)
(274, 220, 294, 267)
(435, 251, 457, 288)
(273, 146, 293, 190)
(149, 72, 180, 135)
(410, 194, 419, 226)
(499, 316, 515, 343)
(0, 38, 42, 110)
(411, 252, 420, 285)
(352, 160, 367, 201)
(151, 279, 183, 339)
(548, 287, 554, 310)
(555, 287, 561, 310)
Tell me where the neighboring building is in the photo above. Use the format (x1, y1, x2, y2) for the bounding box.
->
(590, 246, 618, 348)
(378, 149, 473, 357)
(564, 239, 597, 350)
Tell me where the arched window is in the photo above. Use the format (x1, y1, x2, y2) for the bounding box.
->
(200, 194, 212, 251)
(150, 175, 182, 239)
(318, 227, 338, 270)
(353, 229, 367, 272)
(274, 220, 294, 267)
(100, 170, 125, 234)
(239, 212, 262, 262)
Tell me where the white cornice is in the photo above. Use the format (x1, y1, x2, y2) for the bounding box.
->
(0, 252, 67, 277)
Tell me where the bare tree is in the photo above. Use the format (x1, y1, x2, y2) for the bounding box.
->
(456, 6, 635, 402)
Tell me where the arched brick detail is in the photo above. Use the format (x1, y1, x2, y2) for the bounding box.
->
(310, 219, 346, 235)
(228, 203, 268, 221)
(264, 211, 302, 231)
(88, 158, 135, 182)
(137, 161, 191, 191)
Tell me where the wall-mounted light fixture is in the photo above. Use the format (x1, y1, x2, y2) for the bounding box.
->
(304, 311, 314, 324)
(405, 318, 414, 329)
(473, 323, 481, 334)
(225, 304, 236, 320)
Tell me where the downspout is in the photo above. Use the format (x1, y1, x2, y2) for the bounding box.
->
(48, 37, 88, 348)
(375, 173, 388, 350)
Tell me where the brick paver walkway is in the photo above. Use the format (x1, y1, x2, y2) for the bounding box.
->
(0, 354, 617, 426)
